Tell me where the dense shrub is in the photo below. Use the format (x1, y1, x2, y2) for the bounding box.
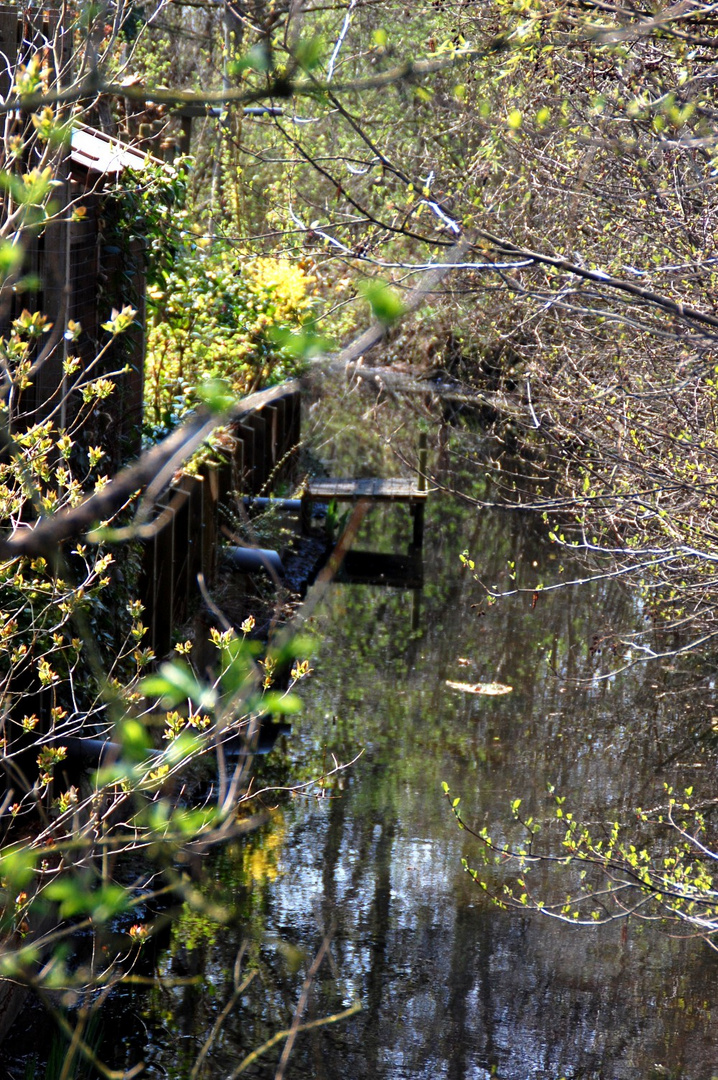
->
(144, 245, 317, 439)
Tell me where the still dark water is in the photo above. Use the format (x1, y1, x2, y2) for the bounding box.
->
(8, 383, 718, 1078)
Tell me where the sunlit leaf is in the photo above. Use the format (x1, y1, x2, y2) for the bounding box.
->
(294, 34, 325, 72)
(194, 378, 235, 414)
(227, 43, 272, 76)
(358, 279, 406, 325)
(140, 661, 217, 710)
(269, 325, 333, 359)
(255, 691, 303, 715)
(0, 240, 23, 279)
(445, 680, 513, 696)
(0, 845, 37, 890)
(117, 717, 152, 761)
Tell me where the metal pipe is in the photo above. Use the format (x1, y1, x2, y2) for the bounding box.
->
(241, 497, 302, 513)
(222, 546, 285, 577)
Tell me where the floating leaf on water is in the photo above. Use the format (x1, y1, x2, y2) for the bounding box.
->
(445, 680, 513, 696)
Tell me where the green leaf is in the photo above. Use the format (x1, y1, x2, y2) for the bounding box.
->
(0, 240, 24, 280)
(258, 691, 303, 716)
(116, 718, 152, 761)
(164, 805, 218, 835)
(140, 661, 217, 710)
(0, 946, 40, 977)
(0, 845, 37, 891)
(45, 879, 128, 923)
(227, 43, 272, 76)
(294, 35, 325, 72)
(165, 731, 203, 766)
(269, 325, 333, 360)
(358, 279, 406, 325)
(194, 378, 235, 414)
(220, 637, 262, 697)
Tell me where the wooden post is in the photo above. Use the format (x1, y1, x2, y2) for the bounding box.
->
(265, 403, 279, 470)
(287, 390, 301, 451)
(417, 432, 428, 492)
(186, 476, 205, 607)
(172, 476, 202, 620)
(411, 433, 428, 550)
(300, 488, 312, 534)
(411, 502, 425, 551)
(245, 414, 268, 493)
(274, 396, 289, 468)
(150, 495, 175, 657)
(236, 422, 256, 494)
(200, 464, 219, 585)
(0, 8, 20, 102)
(233, 435, 245, 500)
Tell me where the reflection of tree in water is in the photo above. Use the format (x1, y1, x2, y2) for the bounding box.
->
(265, 793, 718, 1079)
(49, 391, 718, 1079)
(270, 401, 718, 1077)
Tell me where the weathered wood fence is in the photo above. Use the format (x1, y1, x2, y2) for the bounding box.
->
(140, 381, 302, 656)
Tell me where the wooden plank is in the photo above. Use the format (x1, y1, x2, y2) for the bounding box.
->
(186, 475, 205, 598)
(34, 181, 70, 422)
(235, 423, 256, 494)
(276, 393, 300, 478)
(149, 496, 175, 657)
(170, 481, 192, 622)
(305, 478, 428, 503)
(171, 476, 204, 619)
(200, 464, 219, 585)
(244, 414, 268, 493)
(264, 403, 279, 469)
(290, 390, 302, 449)
(273, 396, 287, 466)
(278, 388, 300, 457)
(232, 436, 244, 497)
(260, 411, 274, 485)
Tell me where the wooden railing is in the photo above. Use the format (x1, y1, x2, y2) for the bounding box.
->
(140, 381, 302, 656)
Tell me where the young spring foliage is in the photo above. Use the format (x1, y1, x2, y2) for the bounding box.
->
(443, 781, 718, 947)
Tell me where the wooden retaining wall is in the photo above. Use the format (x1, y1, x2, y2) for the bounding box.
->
(140, 381, 302, 656)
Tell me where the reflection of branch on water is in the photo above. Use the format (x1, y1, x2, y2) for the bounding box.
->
(443, 786, 718, 948)
(542, 628, 718, 685)
(251, 748, 365, 805)
(229, 1002, 363, 1079)
(190, 943, 257, 1080)
(224, 928, 361, 1079)
(398, 437, 718, 678)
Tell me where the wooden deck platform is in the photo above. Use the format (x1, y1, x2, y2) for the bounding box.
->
(304, 477, 428, 503)
(302, 476, 427, 548)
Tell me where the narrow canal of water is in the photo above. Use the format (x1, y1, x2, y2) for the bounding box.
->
(8, 381, 718, 1079)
